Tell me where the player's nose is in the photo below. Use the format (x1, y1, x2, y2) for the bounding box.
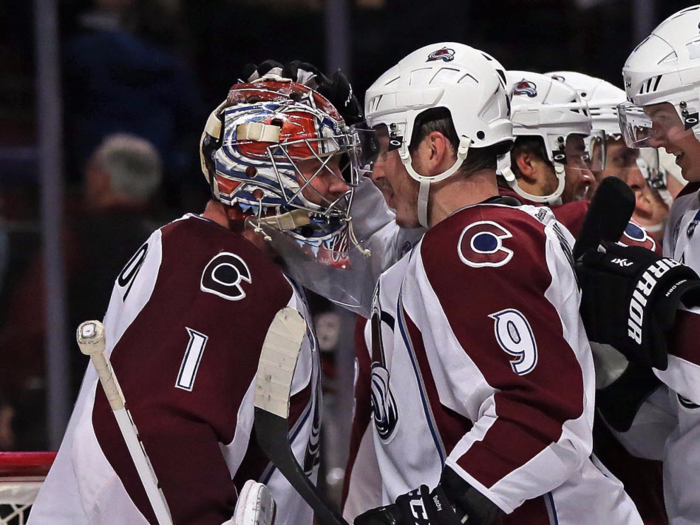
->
(323, 165, 349, 198)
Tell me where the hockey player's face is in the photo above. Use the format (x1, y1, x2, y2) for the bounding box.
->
(370, 130, 420, 227)
(598, 140, 641, 181)
(296, 154, 350, 206)
(626, 166, 669, 238)
(562, 135, 595, 203)
(646, 102, 700, 182)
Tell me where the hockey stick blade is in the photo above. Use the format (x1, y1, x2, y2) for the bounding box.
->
(254, 307, 349, 525)
(573, 176, 636, 260)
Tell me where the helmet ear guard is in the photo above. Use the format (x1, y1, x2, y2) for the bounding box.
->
(199, 100, 227, 199)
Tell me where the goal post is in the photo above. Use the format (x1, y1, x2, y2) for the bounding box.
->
(0, 452, 55, 525)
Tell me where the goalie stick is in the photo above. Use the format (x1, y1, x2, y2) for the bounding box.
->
(253, 307, 349, 525)
(573, 175, 636, 260)
(76, 320, 174, 525)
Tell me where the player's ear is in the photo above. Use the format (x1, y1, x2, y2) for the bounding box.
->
(515, 152, 537, 182)
(425, 131, 452, 173)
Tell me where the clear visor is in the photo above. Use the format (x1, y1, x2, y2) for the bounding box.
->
(562, 134, 597, 171)
(618, 101, 696, 149)
(585, 130, 606, 171)
(597, 138, 660, 184)
(349, 123, 398, 178)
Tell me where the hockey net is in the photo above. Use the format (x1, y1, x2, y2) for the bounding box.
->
(0, 452, 55, 525)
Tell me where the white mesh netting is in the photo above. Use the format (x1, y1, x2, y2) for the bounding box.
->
(0, 453, 55, 525)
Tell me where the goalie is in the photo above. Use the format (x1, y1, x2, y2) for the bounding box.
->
(28, 78, 359, 525)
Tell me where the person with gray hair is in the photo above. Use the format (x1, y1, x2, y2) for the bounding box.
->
(85, 133, 162, 209)
(0, 134, 165, 429)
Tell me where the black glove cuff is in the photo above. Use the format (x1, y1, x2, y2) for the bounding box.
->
(440, 467, 504, 525)
(596, 362, 661, 432)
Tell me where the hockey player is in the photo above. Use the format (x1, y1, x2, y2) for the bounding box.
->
(530, 72, 670, 525)
(344, 42, 642, 525)
(28, 79, 356, 525)
(501, 70, 598, 206)
(548, 71, 669, 245)
(573, 7, 700, 524)
(499, 70, 657, 252)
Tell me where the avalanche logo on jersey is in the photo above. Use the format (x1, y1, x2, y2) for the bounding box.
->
(622, 222, 657, 252)
(513, 79, 538, 98)
(370, 363, 399, 442)
(686, 210, 700, 239)
(303, 399, 322, 475)
(400, 240, 413, 258)
(426, 47, 455, 62)
(200, 252, 252, 301)
(458, 221, 513, 268)
(369, 297, 399, 442)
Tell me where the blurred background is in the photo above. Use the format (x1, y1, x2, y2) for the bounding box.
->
(0, 0, 691, 508)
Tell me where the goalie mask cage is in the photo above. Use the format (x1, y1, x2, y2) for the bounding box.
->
(0, 452, 55, 525)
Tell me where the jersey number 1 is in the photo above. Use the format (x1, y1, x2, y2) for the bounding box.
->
(489, 309, 538, 376)
(176, 328, 208, 391)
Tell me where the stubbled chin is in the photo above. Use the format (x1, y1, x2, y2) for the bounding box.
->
(681, 166, 700, 182)
(679, 155, 700, 182)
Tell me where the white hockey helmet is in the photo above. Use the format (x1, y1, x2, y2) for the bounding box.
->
(548, 71, 625, 137)
(549, 71, 661, 185)
(362, 42, 513, 227)
(619, 5, 700, 148)
(500, 71, 593, 204)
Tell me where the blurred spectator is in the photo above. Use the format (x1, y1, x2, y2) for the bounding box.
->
(69, 134, 162, 335)
(63, 0, 203, 209)
(0, 134, 162, 449)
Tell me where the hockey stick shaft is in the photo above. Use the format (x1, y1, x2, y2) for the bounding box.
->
(253, 308, 349, 525)
(77, 321, 174, 525)
(573, 175, 636, 260)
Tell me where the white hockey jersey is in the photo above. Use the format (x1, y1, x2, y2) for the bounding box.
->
(348, 202, 642, 525)
(657, 183, 700, 525)
(29, 214, 321, 525)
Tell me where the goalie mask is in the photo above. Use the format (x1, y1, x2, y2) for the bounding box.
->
(200, 78, 361, 268)
(499, 71, 598, 204)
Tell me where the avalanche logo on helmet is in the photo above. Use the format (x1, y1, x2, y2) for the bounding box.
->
(513, 79, 538, 98)
(426, 47, 455, 62)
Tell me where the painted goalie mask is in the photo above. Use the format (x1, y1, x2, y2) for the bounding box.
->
(200, 78, 362, 268)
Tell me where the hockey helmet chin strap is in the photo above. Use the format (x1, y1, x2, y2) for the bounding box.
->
(399, 136, 472, 228)
(500, 162, 565, 206)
